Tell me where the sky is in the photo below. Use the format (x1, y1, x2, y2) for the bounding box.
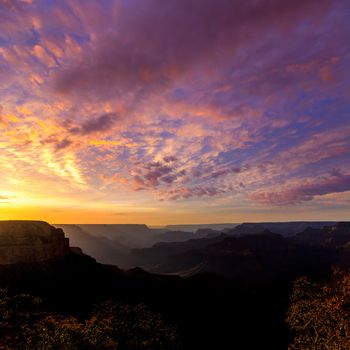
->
(0, 0, 349, 224)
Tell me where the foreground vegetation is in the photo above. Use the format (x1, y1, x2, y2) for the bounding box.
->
(3, 267, 350, 349)
(0, 289, 178, 350)
(287, 269, 350, 350)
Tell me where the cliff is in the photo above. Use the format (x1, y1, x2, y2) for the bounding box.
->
(0, 220, 70, 264)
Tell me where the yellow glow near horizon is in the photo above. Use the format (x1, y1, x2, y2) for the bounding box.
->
(1, 199, 349, 225)
(0, 0, 349, 224)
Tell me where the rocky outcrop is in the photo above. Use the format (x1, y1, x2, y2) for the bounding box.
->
(0, 221, 70, 265)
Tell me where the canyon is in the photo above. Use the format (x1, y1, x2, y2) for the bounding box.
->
(0, 221, 70, 265)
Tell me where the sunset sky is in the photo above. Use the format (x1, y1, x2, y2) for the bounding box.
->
(0, 0, 349, 224)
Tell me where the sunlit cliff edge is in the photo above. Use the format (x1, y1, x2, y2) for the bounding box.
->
(0, 220, 70, 265)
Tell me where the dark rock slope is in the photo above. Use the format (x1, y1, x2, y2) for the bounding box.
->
(0, 221, 70, 264)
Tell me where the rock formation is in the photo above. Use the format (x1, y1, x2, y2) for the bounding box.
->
(0, 221, 70, 265)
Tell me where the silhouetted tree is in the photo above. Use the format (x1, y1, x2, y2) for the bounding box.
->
(0, 289, 178, 350)
(85, 301, 178, 350)
(287, 269, 350, 350)
(0, 288, 42, 348)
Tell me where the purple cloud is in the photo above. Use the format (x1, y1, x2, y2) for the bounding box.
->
(1, 0, 350, 220)
(52, 0, 336, 101)
(210, 167, 241, 179)
(252, 173, 350, 205)
(163, 156, 177, 163)
(165, 185, 223, 201)
(81, 113, 116, 134)
(54, 138, 72, 151)
(68, 113, 117, 135)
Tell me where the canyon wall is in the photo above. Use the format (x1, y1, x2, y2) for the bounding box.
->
(0, 221, 70, 265)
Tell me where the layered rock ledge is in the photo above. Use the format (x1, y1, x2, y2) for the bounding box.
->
(0, 221, 70, 265)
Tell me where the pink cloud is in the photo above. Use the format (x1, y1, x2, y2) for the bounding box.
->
(51, 0, 336, 101)
(163, 185, 225, 201)
(0, 0, 350, 216)
(252, 173, 350, 205)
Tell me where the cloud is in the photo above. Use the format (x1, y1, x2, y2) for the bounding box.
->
(163, 155, 177, 163)
(132, 160, 186, 188)
(41, 134, 73, 151)
(52, 0, 336, 101)
(252, 173, 350, 205)
(54, 138, 72, 151)
(163, 185, 224, 201)
(210, 167, 241, 179)
(69, 113, 117, 135)
(0, 0, 350, 218)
